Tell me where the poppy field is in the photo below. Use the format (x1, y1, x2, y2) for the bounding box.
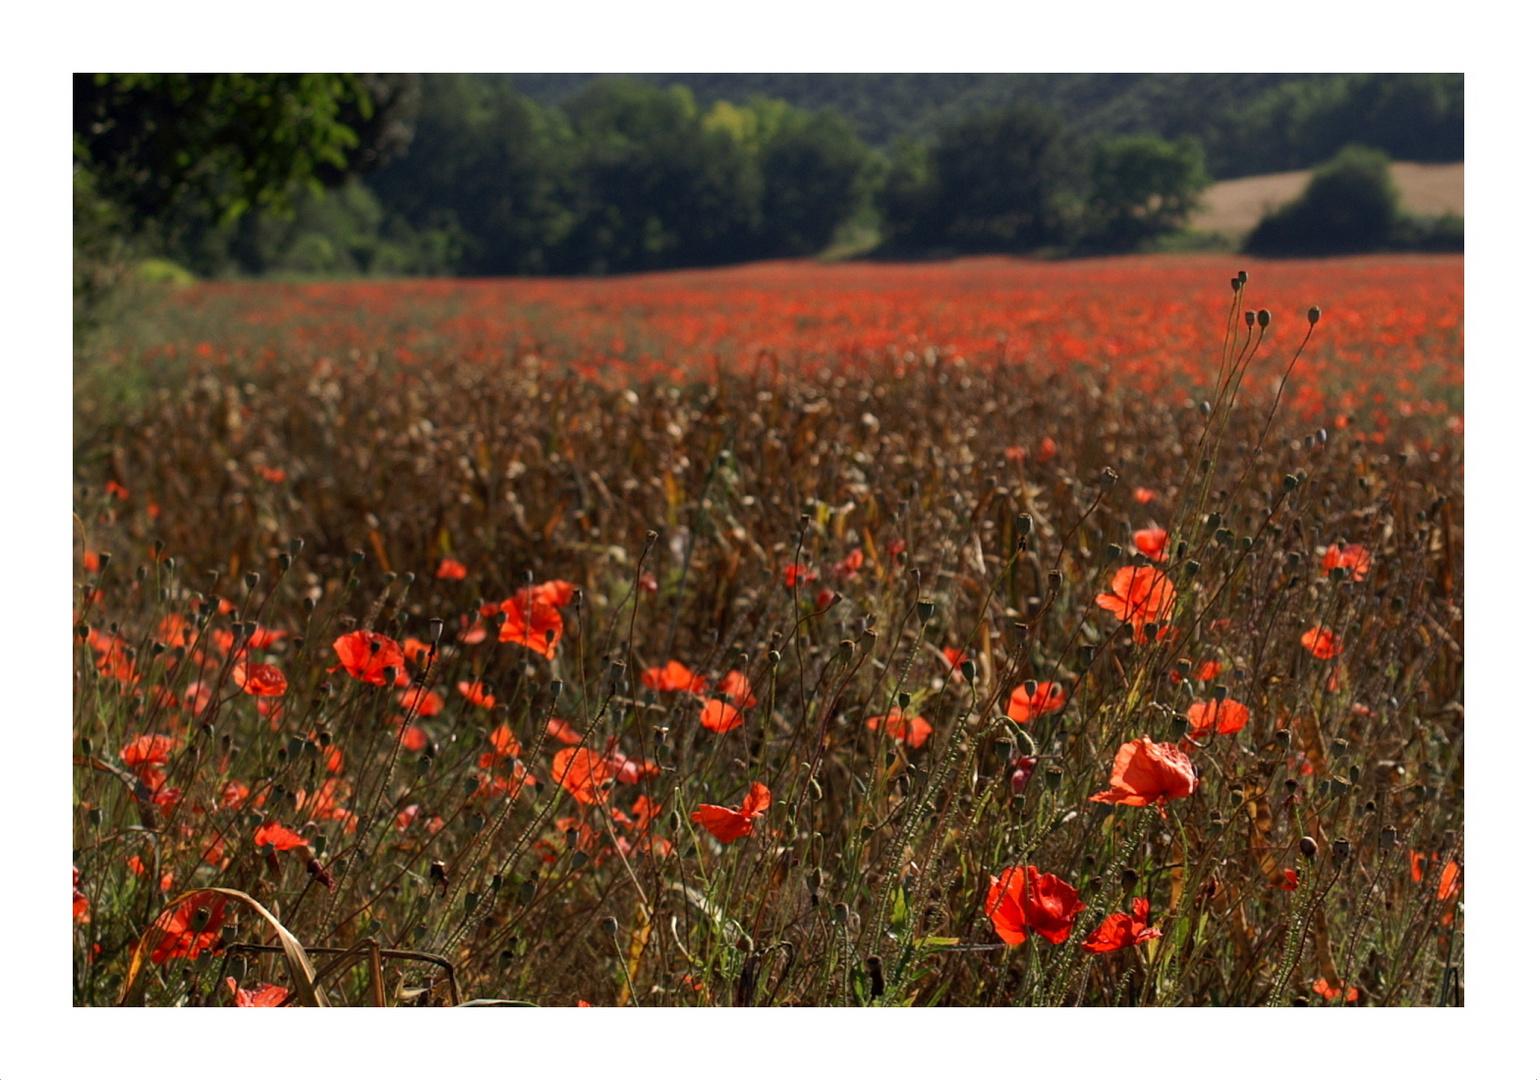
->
(72, 254, 1463, 1007)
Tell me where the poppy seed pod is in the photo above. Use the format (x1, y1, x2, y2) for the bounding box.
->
(916, 599, 935, 622)
(349, 549, 365, 566)
(1237, 270, 1248, 285)
(1308, 306, 1321, 325)
(1257, 309, 1271, 328)
(1332, 838, 1352, 861)
(1245, 310, 1256, 328)
(1300, 836, 1319, 860)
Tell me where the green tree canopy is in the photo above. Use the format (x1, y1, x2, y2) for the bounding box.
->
(1084, 134, 1211, 250)
(1243, 144, 1403, 256)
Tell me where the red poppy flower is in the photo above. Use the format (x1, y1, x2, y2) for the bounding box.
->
(1312, 977, 1360, 1002)
(1274, 869, 1299, 891)
(642, 660, 707, 694)
(121, 734, 174, 771)
(1004, 445, 1027, 465)
(1081, 897, 1162, 954)
(435, 557, 468, 580)
(638, 572, 658, 594)
(700, 699, 744, 733)
(149, 892, 230, 964)
(547, 717, 584, 744)
(1089, 736, 1198, 813)
(834, 548, 864, 581)
(1133, 487, 1158, 504)
(690, 782, 771, 844)
(1038, 436, 1058, 461)
(499, 590, 564, 659)
(1007, 681, 1066, 724)
(331, 630, 407, 686)
(941, 647, 969, 677)
(478, 724, 522, 769)
(1133, 526, 1169, 562)
(1301, 627, 1343, 659)
(606, 748, 660, 784)
(398, 686, 444, 717)
(254, 820, 309, 853)
(1322, 543, 1371, 582)
(245, 624, 288, 650)
(232, 662, 288, 697)
(226, 977, 288, 1007)
(1185, 698, 1250, 736)
(458, 680, 496, 708)
(867, 707, 933, 749)
(552, 747, 614, 805)
(717, 670, 758, 707)
(1096, 566, 1177, 633)
(73, 867, 89, 923)
(459, 614, 488, 645)
(529, 579, 578, 607)
(783, 563, 815, 588)
(1194, 660, 1222, 681)
(1438, 859, 1461, 901)
(105, 479, 129, 500)
(986, 865, 1085, 946)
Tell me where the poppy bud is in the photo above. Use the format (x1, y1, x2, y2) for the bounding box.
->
(1282, 474, 1299, 492)
(1121, 868, 1139, 889)
(1017, 513, 1033, 536)
(960, 658, 976, 682)
(1300, 836, 1318, 860)
(1245, 310, 1256, 327)
(1308, 306, 1321, 325)
(245, 572, 260, 590)
(1098, 467, 1118, 490)
(601, 916, 620, 936)
(916, 599, 935, 623)
(1332, 838, 1352, 862)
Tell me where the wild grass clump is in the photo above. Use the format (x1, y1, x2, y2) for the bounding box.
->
(73, 271, 1462, 1006)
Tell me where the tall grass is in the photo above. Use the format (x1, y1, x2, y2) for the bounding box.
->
(72, 271, 1462, 1006)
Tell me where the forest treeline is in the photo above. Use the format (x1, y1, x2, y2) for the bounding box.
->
(74, 73, 1463, 282)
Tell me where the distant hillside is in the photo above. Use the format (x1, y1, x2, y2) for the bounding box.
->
(509, 73, 1313, 156)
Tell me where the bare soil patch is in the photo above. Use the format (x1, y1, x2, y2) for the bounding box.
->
(1189, 162, 1464, 238)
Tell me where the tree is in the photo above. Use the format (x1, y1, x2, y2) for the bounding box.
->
(878, 100, 1082, 253)
(1243, 145, 1401, 256)
(553, 80, 761, 273)
(1084, 134, 1210, 250)
(74, 74, 414, 228)
(368, 75, 574, 276)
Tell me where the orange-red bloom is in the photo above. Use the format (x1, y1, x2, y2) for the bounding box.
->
(1081, 897, 1162, 953)
(478, 724, 522, 769)
(1438, 858, 1461, 901)
(717, 670, 758, 707)
(1185, 698, 1250, 736)
(700, 699, 744, 733)
(1089, 736, 1198, 812)
(547, 717, 584, 745)
(498, 589, 564, 659)
(834, 548, 864, 580)
(642, 660, 707, 694)
(458, 680, 496, 708)
(941, 646, 968, 677)
(1301, 627, 1343, 659)
(1133, 487, 1158, 504)
(1133, 526, 1169, 562)
(1322, 542, 1371, 582)
(73, 867, 89, 923)
(398, 686, 444, 717)
(1312, 977, 1360, 1002)
(690, 782, 771, 844)
(232, 662, 288, 697)
(331, 630, 407, 686)
(867, 707, 932, 749)
(253, 820, 309, 853)
(1096, 565, 1176, 634)
(435, 557, 468, 580)
(1007, 681, 1066, 724)
(783, 563, 815, 588)
(149, 892, 230, 964)
(226, 977, 288, 1007)
(986, 865, 1085, 946)
(552, 747, 614, 805)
